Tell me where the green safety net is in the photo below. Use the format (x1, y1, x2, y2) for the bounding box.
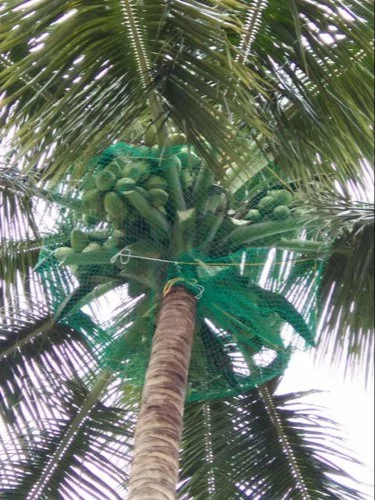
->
(37, 139, 326, 402)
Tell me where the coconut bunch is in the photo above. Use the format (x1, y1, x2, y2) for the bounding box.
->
(49, 134, 320, 394)
(245, 189, 295, 223)
(52, 133, 314, 297)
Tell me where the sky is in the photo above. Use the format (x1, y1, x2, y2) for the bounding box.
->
(280, 349, 374, 498)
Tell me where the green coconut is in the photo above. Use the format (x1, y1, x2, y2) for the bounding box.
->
(104, 191, 129, 220)
(273, 205, 291, 220)
(53, 247, 76, 261)
(115, 177, 137, 193)
(147, 188, 169, 208)
(268, 189, 294, 206)
(257, 195, 278, 214)
(144, 175, 167, 190)
(95, 170, 117, 191)
(245, 209, 262, 222)
(70, 229, 90, 252)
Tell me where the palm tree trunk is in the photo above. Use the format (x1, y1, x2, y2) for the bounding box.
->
(128, 286, 197, 500)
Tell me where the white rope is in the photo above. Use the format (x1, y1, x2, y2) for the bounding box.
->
(110, 247, 180, 266)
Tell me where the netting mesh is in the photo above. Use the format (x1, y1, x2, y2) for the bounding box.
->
(37, 140, 326, 402)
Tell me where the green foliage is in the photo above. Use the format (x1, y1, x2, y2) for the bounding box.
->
(180, 383, 367, 499)
(0, 375, 133, 500)
(0, 0, 374, 497)
(310, 193, 375, 384)
(35, 142, 327, 403)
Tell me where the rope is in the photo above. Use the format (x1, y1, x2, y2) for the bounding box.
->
(163, 278, 204, 299)
(110, 247, 317, 268)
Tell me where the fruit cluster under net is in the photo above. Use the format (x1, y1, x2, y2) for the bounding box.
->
(38, 140, 324, 401)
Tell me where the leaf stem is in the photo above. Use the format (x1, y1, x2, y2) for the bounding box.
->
(258, 385, 312, 500)
(121, 0, 169, 145)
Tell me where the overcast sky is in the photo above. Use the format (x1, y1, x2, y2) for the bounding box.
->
(280, 350, 374, 498)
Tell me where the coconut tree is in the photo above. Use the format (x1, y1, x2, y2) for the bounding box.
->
(0, 0, 373, 498)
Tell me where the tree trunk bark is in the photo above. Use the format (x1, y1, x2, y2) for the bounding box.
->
(128, 286, 197, 500)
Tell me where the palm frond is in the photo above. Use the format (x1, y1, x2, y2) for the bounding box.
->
(0, 375, 135, 499)
(318, 208, 374, 385)
(0, 159, 40, 243)
(236, 0, 268, 65)
(0, 158, 56, 308)
(1, 1, 372, 189)
(0, 301, 102, 431)
(0, 0, 268, 183)
(180, 381, 367, 499)
(286, 188, 375, 384)
(240, 0, 374, 190)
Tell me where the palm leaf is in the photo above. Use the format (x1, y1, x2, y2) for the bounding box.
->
(0, 375, 135, 499)
(283, 188, 375, 384)
(0, 159, 39, 245)
(0, 301, 102, 431)
(0, 0, 268, 183)
(316, 200, 374, 385)
(237, 0, 374, 190)
(1, 1, 372, 194)
(180, 381, 367, 499)
(0, 158, 66, 307)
